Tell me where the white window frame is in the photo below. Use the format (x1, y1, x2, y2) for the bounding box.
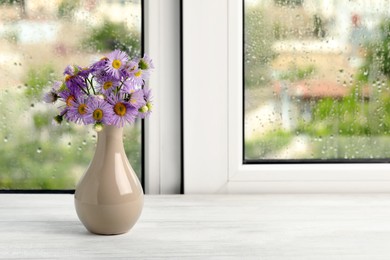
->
(143, 0, 182, 194)
(183, 0, 390, 193)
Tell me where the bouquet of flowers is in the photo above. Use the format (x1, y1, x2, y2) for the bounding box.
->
(44, 50, 153, 131)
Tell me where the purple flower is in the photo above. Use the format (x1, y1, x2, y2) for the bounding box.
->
(94, 72, 121, 95)
(138, 54, 154, 70)
(58, 89, 78, 107)
(43, 81, 62, 103)
(65, 97, 89, 125)
(92, 66, 109, 82)
(85, 97, 114, 125)
(120, 79, 137, 93)
(63, 65, 87, 94)
(99, 80, 121, 95)
(128, 89, 146, 109)
(138, 88, 153, 118)
(44, 50, 154, 129)
(127, 68, 145, 87)
(107, 93, 137, 127)
(126, 56, 153, 86)
(90, 57, 108, 73)
(105, 50, 129, 79)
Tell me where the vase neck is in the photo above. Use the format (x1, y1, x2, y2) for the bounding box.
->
(95, 126, 125, 153)
(99, 125, 124, 137)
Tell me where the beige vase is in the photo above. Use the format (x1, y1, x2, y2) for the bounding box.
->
(74, 125, 144, 235)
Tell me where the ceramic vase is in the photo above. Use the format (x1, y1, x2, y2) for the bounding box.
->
(74, 125, 143, 235)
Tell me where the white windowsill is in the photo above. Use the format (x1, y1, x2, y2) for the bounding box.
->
(2, 194, 390, 258)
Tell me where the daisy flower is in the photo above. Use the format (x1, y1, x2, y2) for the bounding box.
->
(105, 50, 129, 79)
(63, 65, 86, 94)
(127, 68, 145, 87)
(107, 94, 138, 127)
(128, 89, 146, 109)
(90, 57, 108, 73)
(94, 71, 121, 95)
(58, 89, 79, 108)
(127, 55, 153, 86)
(65, 97, 90, 125)
(85, 97, 114, 125)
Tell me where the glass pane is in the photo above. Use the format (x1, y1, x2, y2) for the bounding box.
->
(0, 0, 142, 189)
(244, 0, 390, 161)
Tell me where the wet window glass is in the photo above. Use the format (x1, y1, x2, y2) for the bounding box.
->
(0, 0, 142, 189)
(244, 0, 390, 161)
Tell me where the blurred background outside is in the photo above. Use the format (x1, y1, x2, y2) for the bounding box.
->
(0, 0, 142, 189)
(245, 0, 390, 161)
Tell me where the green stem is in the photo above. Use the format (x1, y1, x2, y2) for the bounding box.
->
(117, 80, 126, 92)
(83, 78, 90, 95)
(77, 83, 89, 96)
(89, 76, 96, 95)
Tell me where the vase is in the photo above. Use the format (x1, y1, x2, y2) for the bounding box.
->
(74, 125, 144, 235)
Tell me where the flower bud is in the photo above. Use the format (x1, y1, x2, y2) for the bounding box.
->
(93, 122, 104, 132)
(52, 115, 63, 125)
(139, 105, 148, 113)
(146, 102, 153, 111)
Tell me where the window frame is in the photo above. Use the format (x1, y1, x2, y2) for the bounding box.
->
(143, 0, 182, 194)
(183, 0, 390, 193)
(0, 0, 183, 194)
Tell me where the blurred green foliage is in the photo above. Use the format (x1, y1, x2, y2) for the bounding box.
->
(274, 0, 303, 7)
(279, 65, 316, 81)
(82, 20, 140, 57)
(24, 65, 56, 100)
(298, 19, 390, 138)
(311, 135, 390, 159)
(358, 20, 390, 83)
(58, 0, 79, 19)
(297, 87, 390, 137)
(245, 5, 276, 88)
(2, 29, 19, 44)
(0, 70, 141, 190)
(245, 130, 293, 159)
(0, 0, 21, 5)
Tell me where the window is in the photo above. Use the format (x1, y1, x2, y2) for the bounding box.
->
(183, 0, 390, 193)
(244, 0, 390, 162)
(0, 0, 142, 190)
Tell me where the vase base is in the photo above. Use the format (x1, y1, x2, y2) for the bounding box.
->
(74, 196, 143, 235)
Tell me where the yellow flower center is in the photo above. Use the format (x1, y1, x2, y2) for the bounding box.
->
(78, 104, 87, 115)
(103, 81, 113, 90)
(134, 71, 142, 78)
(66, 95, 75, 107)
(112, 59, 122, 69)
(93, 109, 104, 121)
(114, 102, 127, 116)
(130, 98, 137, 105)
(65, 75, 74, 82)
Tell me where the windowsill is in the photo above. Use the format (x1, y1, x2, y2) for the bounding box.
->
(1, 194, 390, 258)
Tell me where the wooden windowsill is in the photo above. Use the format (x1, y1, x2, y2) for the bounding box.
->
(1, 194, 390, 258)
